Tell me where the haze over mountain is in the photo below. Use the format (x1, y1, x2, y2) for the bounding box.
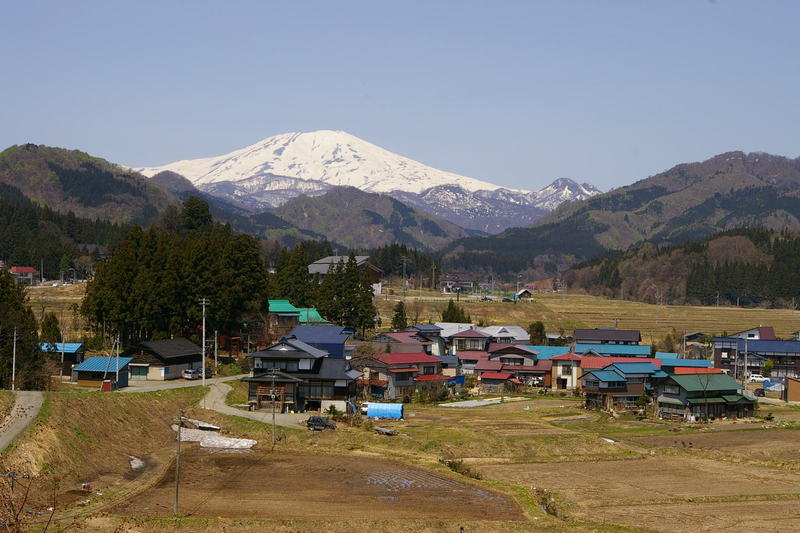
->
(136, 130, 600, 232)
(446, 151, 800, 277)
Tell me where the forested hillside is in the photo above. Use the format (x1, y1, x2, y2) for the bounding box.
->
(0, 144, 175, 224)
(565, 228, 800, 308)
(0, 182, 129, 278)
(445, 151, 800, 277)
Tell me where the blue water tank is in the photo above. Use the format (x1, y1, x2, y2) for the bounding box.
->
(366, 402, 404, 419)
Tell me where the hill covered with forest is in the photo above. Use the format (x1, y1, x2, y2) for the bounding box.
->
(564, 228, 800, 308)
(445, 151, 800, 277)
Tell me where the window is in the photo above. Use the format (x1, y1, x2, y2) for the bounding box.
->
(423, 365, 436, 374)
(584, 379, 599, 387)
(664, 385, 679, 395)
(501, 358, 522, 366)
(561, 364, 572, 375)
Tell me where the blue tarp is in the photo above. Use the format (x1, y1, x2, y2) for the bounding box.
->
(366, 403, 404, 419)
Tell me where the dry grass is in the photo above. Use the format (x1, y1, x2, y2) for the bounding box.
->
(26, 283, 88, 335)
(378, 287, 800, 339)
(0, 390, 13, 423)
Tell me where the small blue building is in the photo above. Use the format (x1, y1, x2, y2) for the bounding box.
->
(73, 356, 132, 389)
(39, 342, 85, 375)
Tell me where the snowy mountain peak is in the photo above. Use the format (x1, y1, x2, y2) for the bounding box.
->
(137, 129, 502, 194)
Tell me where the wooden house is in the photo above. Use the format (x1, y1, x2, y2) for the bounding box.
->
(353, 352, 443, 400)
(73, 356, 132, 389)
(126, 338, 202, 381)
(656, 373, 755, 420)
(40, 342, 85, 375)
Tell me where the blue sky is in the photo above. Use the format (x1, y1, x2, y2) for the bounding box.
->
(1, 1, 798, 191)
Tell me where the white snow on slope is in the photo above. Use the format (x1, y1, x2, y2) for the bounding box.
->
(137, 130, 506, 194)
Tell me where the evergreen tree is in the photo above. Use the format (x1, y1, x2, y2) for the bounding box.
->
(441, 299, 470, 323)
(40, 312, 61, 344)
(0, 271, 43, 389)
(179, 196, 213, 231)
(391, 301, 408, 330)
(273, 243, 314, 307)
(528, 321, 547, 345)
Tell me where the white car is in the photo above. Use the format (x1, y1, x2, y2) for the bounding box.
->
(748, 374, 767, 383)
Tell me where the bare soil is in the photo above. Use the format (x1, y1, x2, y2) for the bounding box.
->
(630, 428, 800, 461)
(478, 456, 800, 532)
(114, 450, 525, 520)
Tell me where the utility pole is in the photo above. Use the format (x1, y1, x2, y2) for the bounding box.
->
(199, 298, 209, 393)
(401, 257, 407, 298)
(214, 330, 218, 369)
(431, 263, 436, 291)
(11, 327, 17, 391)
(59, 330, 65, 383)
(270, 368, 279, 446)
(743, 337, 749, 385)
(115, 333, 120, 385)
(173, 410, 184, 515)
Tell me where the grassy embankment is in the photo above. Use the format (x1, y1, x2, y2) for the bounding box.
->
(0, 390, 14, 422)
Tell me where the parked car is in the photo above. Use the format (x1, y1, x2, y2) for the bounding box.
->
(753, 388, 766, 397)
(182, 368, 212, 380)
(502, 297, 513, 302)
(480, 296, 493, 301)
(749, 374, 767, 383)
(306, 416, 336, 431)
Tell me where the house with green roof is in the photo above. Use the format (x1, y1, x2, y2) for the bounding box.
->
(268, 300, 330, 339)
(656, 373, 755, 421)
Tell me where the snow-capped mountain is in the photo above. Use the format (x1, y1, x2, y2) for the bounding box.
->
(136, 130, 600, 233)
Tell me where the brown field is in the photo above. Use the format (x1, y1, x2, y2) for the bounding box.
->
(115, 450, 524, 521)
(478, 456, 800, 532)
(630, 428, 800, 462)
(378, 288, 800, 339)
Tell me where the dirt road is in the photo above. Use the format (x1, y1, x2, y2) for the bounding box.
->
(0, 391, 44, 452)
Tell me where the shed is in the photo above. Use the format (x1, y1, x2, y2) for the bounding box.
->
(73, 357, 132, 389)
(39, 342, 86, 375)
(366, 402, 404, 419)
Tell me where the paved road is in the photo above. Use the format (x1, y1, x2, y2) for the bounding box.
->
(203, 382, 306, 428)
(0, 391, 44, 452)
(120, 374, 245, 393)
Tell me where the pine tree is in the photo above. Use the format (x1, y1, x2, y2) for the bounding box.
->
(391, 301, 407, 330)
(0, 271, 43, 389)
(528, 321, 547, 345)
(40, 312, 61, 344)
(441, 299, 470, 323)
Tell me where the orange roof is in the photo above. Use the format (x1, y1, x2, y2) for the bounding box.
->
(673, 367, 723, 374)
(481, 371, 513, 380)
(376, 352, 440, 365)
(388, 367, 419, 373)
(415, 374, 450, 381)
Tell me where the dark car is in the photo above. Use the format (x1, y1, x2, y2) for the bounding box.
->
(502, 297, 513, 302)
(480, 296, 493, 301)
(753, 388, 766, 397)
(306, 415, 336, 431)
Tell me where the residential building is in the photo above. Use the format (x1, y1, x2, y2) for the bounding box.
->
(435, 354, 460, 377)
(783, 377, 800, 402)
(10, 266, 37, 285)
(519, 346, 570, 359)
(480, 372, 520, 393)
(368, 330, 433, 354)
(573, 328, 641, 345)
(450, 329, 491, 352)
(354, 352, 443, 400)
(514, 288, 533, 301)
(409, 324, 447, 355)
(457, 351, 489, 375)
(435, 322, 476, 340)
(125, 338, 202, 380)
(486, 345, 552, 387)
(656, 373, 755, 420)
(244, 337, 361, 412)
(479, 325, 530, 344)
(439, 271, 476, 293)
(582, 362, 668, 412)
(267, 300, 302, 338)
(713, 337, 800, 378)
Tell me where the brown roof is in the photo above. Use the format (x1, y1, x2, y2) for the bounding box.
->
(451, 329, 490, 338)
(573, 328, 641, 343)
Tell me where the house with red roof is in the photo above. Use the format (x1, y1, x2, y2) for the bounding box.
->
(486, 345, 552, 387)
(10, 266, 37, 285)
(456, 351, 490, 375)
(352, 352, 444, 400)
(550, 354, 664, 391)
(451, 329, 491, 352)
(479, 372, 521, 393)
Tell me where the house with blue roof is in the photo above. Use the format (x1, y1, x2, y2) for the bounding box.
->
(520, 346, 570, 359)
(73, 356, 132, 389)
(574, 343, 652, 357)
(581, 361, 667, 412)
(713, 335, 800, 379)
(40, 342, 85, 375)
(287, 325, 354, 359)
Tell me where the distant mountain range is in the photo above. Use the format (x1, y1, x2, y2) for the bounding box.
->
(446, 151, 800, 277)
(136, 130, 600, 232)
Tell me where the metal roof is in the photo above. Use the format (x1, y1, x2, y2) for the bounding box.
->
(575, 343, 651, 356)
(288, 326, 349, 345)
(298, 308, 329, 323)
(478, 325, 530, 341)
(660, 358, 713, 368)
(584, 369, 626, 382)
(139, 338, 202, 359)
(655, 352, 679, 359)
(250, 337, 329, 359)
(668, 373, 743, 392)
(520, 346, 570, 359)
(268, 300, 301, 316)
(73, 356, 132, 372)
(605, 362, 662, 375)
(39, 342, 84, 354)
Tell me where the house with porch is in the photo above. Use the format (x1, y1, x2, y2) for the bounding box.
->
(581, 361, 667, 412)
(486, 344, 552, 387)
(656, 373, 755, 420)
(244, 337, 361, 412)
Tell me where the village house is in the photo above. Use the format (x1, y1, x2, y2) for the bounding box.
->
(574, 343, 652, 357)
(354, 352, 444, 400)
(72, 356, 132, 389)
(369, 330, 433, 354)
(409, 324, 447, 355)
(10, 266, 37, 285)
(125, 338, 203, 381)
(573, 328, 641, 345)
(457, 351, 489, 375)
(308, 255, 383, 295)
(485, 345, 552, 387)
(39, 342, 86, 375)
(713, 327, 800, 378)
(478, 325, 530, 344)
(514, 288, 533, 301)
(244, 337, 361, 412)
(479, 372, 520, 393)
(438, 271, 476, 294)
(656, 373, 755, 420)
(267, 300, 303, 338)
(582, 361, 668, 412)
(450, 329, 491, 352)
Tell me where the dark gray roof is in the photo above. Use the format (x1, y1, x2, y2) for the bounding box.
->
(248, 338, 328, 359)
(573, 329, 641, 343)
(139, 338, 202, 359)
